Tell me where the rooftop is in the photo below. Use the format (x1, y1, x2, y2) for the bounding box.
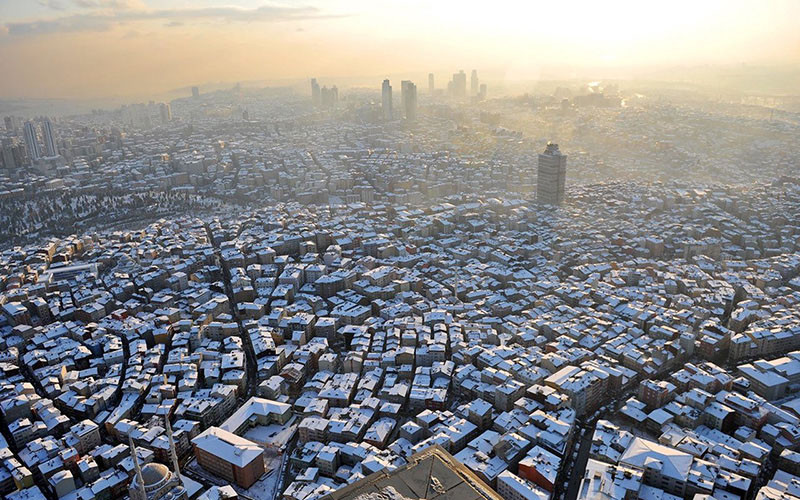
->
(321, 445, 502, 500)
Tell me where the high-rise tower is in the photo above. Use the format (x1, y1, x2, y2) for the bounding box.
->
(42, 118, 57, 157)
(23, 121, 40, 161)
(1, 138, 17, 170)
(159, 103, 172, 124)
(311, 78, 321, 107)
(452, 70, 467, 98)
(428, 73, 434, 94)
(537, 142, 567, 205)
(401, 80, 417, 121)
(470, 70, 479, 96)
(381, 79, 393, 121)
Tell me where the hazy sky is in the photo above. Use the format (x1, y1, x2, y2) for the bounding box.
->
(1, 0, 799, 99)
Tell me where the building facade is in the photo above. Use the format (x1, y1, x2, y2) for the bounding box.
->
(537, 142, 567, 205)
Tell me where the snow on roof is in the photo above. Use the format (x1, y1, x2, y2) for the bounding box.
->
(192, 426, 263, 467)
(218, 396, 291, 434)
(620, 437, 692, 482)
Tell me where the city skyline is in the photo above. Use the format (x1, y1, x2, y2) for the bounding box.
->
(0, 0, 799, 99)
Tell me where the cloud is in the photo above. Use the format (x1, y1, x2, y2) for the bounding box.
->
(72, 0, 145, 9)
(156, 5, 332, 23)
(37, 0, 67, 10)
(7, 15, 113, 36)
(4, 4, 337, 36)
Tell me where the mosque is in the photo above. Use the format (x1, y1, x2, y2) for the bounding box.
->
(128, 418, 188, 500)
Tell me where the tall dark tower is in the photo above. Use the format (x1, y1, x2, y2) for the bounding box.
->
(23, 121, 40, 161)
(42, 118, 57, 157)
(537, 142, 567, 205)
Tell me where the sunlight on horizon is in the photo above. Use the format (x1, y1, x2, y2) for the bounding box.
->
(0, 0, 798, 98)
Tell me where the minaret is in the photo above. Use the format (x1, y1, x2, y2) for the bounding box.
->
(129, 435, 147, 500)
(165, 416, 181, 481)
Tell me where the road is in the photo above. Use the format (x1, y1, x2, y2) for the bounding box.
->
(204, 220, 259, 399)
(564, 429, 593, 500)
(559, 382, 645, 500)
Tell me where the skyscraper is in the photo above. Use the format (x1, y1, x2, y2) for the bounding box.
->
(401, 80, 417, 121)
(2, 137, 26, 168)
(452, 70, 467, 98)
(42, 118, 57, 157)
(428, 73, 435, 94)
(1, 138, 17, 170)
(406, 81, 417, 121)
(537, 142, 567, 205)
(311, 78, 321, 107)
(159, 103, 172, 124)
(470, 70, 479, 95)
(320, 85, 338, 108)
(191, 86, 199, 98)
(381, 79, 393, 121)
(400, 80, 409, 114)
(23, 121, 40, 161)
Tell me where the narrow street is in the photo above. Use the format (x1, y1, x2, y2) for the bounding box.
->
(203, 221, 259, 399)
(564, 429, 593, 500)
